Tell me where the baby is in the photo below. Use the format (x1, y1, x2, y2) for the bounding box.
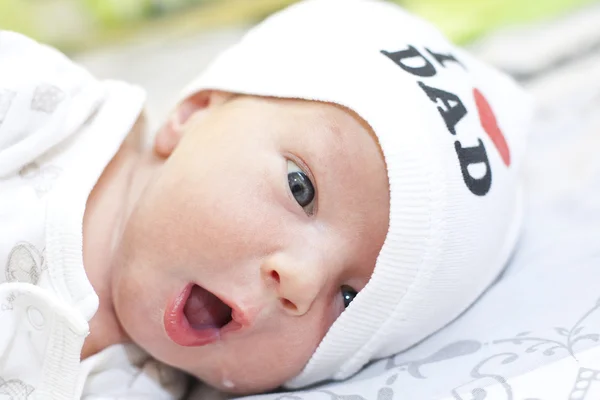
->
(0, 0, 532, 398)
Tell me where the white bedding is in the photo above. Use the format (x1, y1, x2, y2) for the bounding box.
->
(77, 5, 600, 399)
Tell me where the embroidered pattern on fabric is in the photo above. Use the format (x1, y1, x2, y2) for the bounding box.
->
(385, 340, 482, 379)
(569, 368, 600, 400)
(0, 377, 35, 400)
(5, 242, 46, 285)
(30, 84, 65, 114)
(19, 162, 62, 198)
(491, 299, 600, 358)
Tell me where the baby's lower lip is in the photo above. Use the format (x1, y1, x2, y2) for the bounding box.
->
(163, 284, 241, 347)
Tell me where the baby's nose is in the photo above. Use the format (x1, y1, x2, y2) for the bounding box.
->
(260, 253, 324, 316)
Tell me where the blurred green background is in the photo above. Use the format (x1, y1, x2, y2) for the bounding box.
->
(0, 0, 596, 53)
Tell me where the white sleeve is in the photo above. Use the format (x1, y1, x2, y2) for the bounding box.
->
(0, 31, 105, 177)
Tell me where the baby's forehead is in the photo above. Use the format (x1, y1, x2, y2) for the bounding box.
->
(237, 95, 379, 146)
(204, 93, 387, 188)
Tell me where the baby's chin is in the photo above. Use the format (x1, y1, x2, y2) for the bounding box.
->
(203, 376, 281, 396)
(169, 333, 313, 395)
(171, 341, 302, 395)
(187, 366, 292, 396)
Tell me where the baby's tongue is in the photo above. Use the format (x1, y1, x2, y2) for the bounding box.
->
(183, 285, 232, 330)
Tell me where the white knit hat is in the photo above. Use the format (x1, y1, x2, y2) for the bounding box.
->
(179, 0, 533, 388)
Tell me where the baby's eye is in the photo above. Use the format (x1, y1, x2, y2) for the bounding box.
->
(341, 285, 357, 309)
(287, 160, 315, 215)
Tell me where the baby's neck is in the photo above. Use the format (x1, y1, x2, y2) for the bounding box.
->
(81, 117, 154, 359)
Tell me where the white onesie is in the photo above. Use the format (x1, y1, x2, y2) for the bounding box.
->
(0, 31, 186, 399)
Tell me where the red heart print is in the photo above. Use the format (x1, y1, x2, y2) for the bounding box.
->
(473, 88, 510, 167)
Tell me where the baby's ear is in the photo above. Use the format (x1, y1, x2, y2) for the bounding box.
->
(153, 90, 230, 158)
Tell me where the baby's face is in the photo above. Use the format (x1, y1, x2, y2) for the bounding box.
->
(111, 94, 389, 393)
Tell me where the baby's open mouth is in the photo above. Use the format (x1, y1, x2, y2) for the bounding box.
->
(164, 284, 241, 347)
(183, 284, 233, 330)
